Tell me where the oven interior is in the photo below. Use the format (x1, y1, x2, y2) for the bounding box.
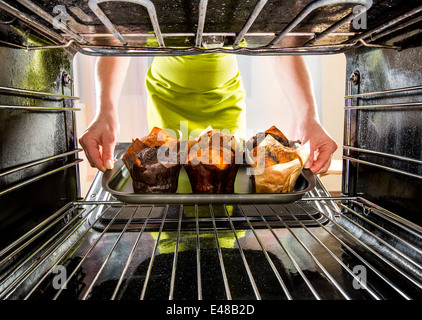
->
(0, 0, 421, 300)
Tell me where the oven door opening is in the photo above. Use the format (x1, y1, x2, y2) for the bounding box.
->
(0, 0, 421, 302)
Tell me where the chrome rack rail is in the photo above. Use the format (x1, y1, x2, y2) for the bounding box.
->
(0, 85, 79, 101)
(0, 149, 83, 179)
(0, 105, 80, 111)
(2, 0, 422, 55)
(342, 155, 422, 180)
(0, 196, 420, 300)
(344, 83, 422, 110)
(343, 84, 422, 182)
(0, 84, 80, 111)
(344, 85, 422, 100)
(0, 159, 83, 197)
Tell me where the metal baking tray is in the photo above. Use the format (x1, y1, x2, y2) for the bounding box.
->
(101, 159, 316, 204)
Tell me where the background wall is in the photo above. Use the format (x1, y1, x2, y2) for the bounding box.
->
(74, 53, 346, 197)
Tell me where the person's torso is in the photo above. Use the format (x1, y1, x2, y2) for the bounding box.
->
(145, 53, 246, 137)
(149, 53, 240, 91)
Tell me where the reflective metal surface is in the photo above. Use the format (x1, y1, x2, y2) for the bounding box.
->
(0, 43, 80, 248)
(0, 188, 421, 300)
(343, 45, 422, 225)
(2, 0, 422, 55)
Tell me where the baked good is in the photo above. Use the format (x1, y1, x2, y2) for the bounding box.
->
(122, 127, 181, 193)
(246, 126, 310, 193)
(184, 127, 243, 193)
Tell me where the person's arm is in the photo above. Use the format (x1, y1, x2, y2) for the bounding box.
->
(271, 55, 337, 174)
(79, 56, 131, 172)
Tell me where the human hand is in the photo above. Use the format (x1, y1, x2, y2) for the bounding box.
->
(298, 120, 338, 174)
(79, 111, 120, 172)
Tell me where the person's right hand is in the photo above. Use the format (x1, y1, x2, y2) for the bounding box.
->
(298, 119, 338, 174)
(79, 111, 120, 172)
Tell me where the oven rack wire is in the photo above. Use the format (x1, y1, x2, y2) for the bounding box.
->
(0, 193, 421, 300)
(1, 0, 422, 55)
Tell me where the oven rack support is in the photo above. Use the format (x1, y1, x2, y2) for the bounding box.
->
(0, 159, 83, 197)
(2, 0, 422, 55)
(0, 149, 83, 179)
(0, 195, 421, 300)
(0, 78, 83, 196)
(343, 83, 422, 185)
(0, 85, 79, 101)
(0, 105, 80, 111)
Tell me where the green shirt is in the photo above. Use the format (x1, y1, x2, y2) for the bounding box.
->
(145, 53, 246, 138)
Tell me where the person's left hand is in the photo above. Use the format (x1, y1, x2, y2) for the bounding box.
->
(298, 120, 338, 174)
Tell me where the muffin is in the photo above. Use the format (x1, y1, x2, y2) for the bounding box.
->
(122, 127, 181, 193)
(183, 127, 243, 193)
(246, 126, 310, 193)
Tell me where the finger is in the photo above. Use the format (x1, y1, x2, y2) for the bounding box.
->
(304, 152, 313, 169)
(78, 138, 94, 166)
(315, 157, 332, 174)
(309, 147, 333, 174)
(83, 149, 95, 168)
(301, 140, 315, 169)
(79, 137, 106, 172)
(102, 140, 116, 170)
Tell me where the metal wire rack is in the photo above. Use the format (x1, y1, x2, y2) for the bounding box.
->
(1, 0, 422, 55)
(0, 191, 421, 300)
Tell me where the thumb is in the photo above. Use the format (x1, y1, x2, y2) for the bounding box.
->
(102, 140, 116, 170)
(302, 138, 315, 169)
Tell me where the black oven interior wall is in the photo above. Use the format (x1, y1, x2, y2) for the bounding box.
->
(343, 41, 422, 225)
(0, 28, 79, 247)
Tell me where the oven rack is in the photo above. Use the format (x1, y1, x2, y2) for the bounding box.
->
(1, 0, 422, 55)
(0, 193, 420, 300)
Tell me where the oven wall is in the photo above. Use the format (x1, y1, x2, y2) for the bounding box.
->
(0, 38, 79, 246)
(344, 45, 422, 224)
